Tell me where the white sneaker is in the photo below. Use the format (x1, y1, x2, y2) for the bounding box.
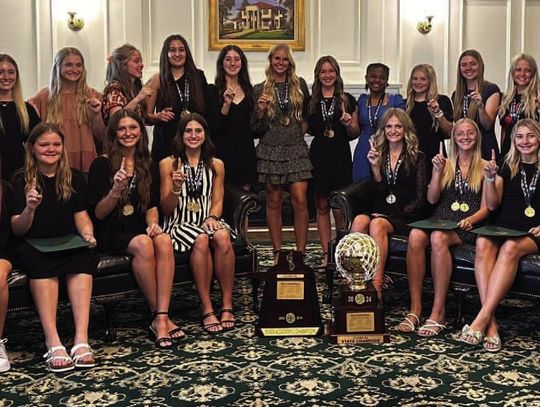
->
(0, 338, 11, 372)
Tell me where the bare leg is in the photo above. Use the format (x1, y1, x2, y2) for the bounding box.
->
(350, 214, 371, 234)
(191, 234, 222, 332)
(265, 184, 283, 260)
(333, 208, 344, 234)
(212, 229, 235, 328)
(369, 218, 394, 295)
(65, 273, 93, 363)
(315, 193, 331, 265)
(0, 260, 11, 339)
(290, 181, 309, 254)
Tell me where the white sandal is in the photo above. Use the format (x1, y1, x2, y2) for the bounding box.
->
(398, 313, 421, 332)
(70, 343, 95, 368)
(43, 345, 75, 373)
(417, 319, 446, 337)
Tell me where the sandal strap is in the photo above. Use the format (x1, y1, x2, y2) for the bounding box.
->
(70, 343, 93, 358)
(420, 319, 446, 329)
(43, 345, 67, 359)
(201, 311, 217, 319)
(221, 308, 234, 314)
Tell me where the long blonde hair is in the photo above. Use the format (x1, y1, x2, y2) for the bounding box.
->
(499, 53, 539, 120)
(262, 43, 304, 122)
(453, 49, 486, 121)
(371, 108, 418, 174)
(441, 118, 484, 193)
(0, 54, 30, 135)
(504, 118, 540, 178)
(47, 47, 90, 126)
(24, 123, 73, 202)
(405, 64, 440, 130)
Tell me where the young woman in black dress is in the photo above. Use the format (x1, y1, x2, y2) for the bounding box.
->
(0, 54, 41, 181)
(0, 160, 13, 372)
(405, 64, 453, 177)
(461, 118, 540, 352)
(308, 55, 359, 267)
(251, 43, 311, 261)
(10, 123, 97, 372)
(498, 53, 540, 157)
(147, 34, 208, 162)
(350, 108, 427, 296)
(87, 109, 181, 348)
(452, 49, 501, 160)
(207, 45, 256, 189)
(399, 119, 489, 335)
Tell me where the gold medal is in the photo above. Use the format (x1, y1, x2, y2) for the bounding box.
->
(460, 203, 470, 213)
(281, 117, 290, 126)
(122, 204, 134, 216)
(451, 201, 460, 211)
(324, 129, 335, 138)
(525, 206, 536, 218)
(187, 200, 201, 212)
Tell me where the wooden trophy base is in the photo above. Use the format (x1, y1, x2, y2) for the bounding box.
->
(330, 284, 390, 344)
(255, 251, 323, 337)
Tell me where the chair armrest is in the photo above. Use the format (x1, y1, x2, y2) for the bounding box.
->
(329, 179, 374, 230)
(223, 183, 262, 247)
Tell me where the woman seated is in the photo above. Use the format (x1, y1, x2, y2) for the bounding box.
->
(160, 113, 236, 334)
(399, 119, 490, 336)
(87, 109, 181, 349)
(350, 108, 427, 297)
(461, 118, 540, 352)
(10, 123, 97, 372)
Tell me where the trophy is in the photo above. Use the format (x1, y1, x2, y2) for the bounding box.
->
(330, 232, 389, 343)
(254, 250, 323, 337)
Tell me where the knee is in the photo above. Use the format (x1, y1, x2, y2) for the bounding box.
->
(290, 194, 307, 210)
(430, 231, 449, 252)
(499, 241, 520, 262)
(408, 229, 428, 250)
(192, 234, 210, 253)
(369, 219, 388, 238)
(153, 233, 173, 254)
(266, 195, 281, 210)
(316, 200, 329, 215)
(351, 215, 368, 233)
(212, 230, 232, 252)
(130, 235, 155, 258)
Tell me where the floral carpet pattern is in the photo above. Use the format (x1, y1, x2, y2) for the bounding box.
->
(1, 242, 540, 406)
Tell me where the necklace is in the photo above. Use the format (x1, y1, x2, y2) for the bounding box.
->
(368, 94, 385, 130)
(0, 101, 10, 107)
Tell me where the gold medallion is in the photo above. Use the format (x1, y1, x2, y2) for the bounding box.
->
(281, 117, 290, 126)
(122, 204, 134, 216)
(525, 206, 536, 218)
(324, 129, 335, 138)
(451, 201, 460, 211)
(460, 203, 470, 213)
(187, 200, 201, 212)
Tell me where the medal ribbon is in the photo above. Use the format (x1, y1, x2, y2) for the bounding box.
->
(462, 90, 471, 118)
(367, 94, 384, 130)
(320, 97, 336, 131)
(275, 82, 289, 116)
(175, 77, 190, 110)
(385, 153, 403, 190)
(509, 95, 523, 124)
(184, 160, 204, 198)
(454, 163, 471, 202)
(520, 164, 540, 208)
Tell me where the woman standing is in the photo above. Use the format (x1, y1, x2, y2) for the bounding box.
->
(207, 45, 256, 189)
(498, 53, 540, 157)
(251, 43, 311, 260)
(353, 63, 405, 182)
(160, 113, 236, 333)
(30, 47, 105, 172)
(350, 108, 426, 295)
(308, 55, 359, 266)
(404, 64, 453, 177)
(452, 49, 501, 160)
(0, 54, 41, 181)
(10, 123, 97, 372)
(87, 109, 181, 348)
(147, 34, 208, 162)
(399, 119, 489, 335)
(461, 118, 540, 352)
(102, 44, 152, 124)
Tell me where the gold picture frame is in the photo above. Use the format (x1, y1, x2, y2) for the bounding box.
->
(209, 0, 305, 51)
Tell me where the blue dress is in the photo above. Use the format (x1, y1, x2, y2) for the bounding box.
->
(353, 93, 405, 181)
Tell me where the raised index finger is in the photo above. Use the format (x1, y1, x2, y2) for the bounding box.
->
(341, 101, 347, 114)
(31, 177, 37, 190)
(120, 157, 126, 170)
(491, 149, 496, 162)
(369, 138, 375, 149)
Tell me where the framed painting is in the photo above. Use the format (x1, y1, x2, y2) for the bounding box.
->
(209, 0, 305, 51)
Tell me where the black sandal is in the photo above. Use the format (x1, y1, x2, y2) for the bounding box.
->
(220, 308, 236, 331)
(201, 311, 223, 334)
(149, 311, 173, 349)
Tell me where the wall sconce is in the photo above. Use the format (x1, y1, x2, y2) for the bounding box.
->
(67, 11, 84, 31)
(417, 15, 433, 34)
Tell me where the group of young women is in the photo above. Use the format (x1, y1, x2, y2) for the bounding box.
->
(1, 36, 540, 373)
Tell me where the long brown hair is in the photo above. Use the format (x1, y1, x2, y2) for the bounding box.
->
(0, 54, 30, 135)
(104, 109, 152, 212)
(24, 123, 74, 202)
(309, 55, 347, 115)
(453, 49, 486, 121)
(171, 113, 216, 172)
(215, 45, 252, 108)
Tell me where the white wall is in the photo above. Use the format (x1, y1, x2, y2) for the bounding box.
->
(1, 0, 537, 103)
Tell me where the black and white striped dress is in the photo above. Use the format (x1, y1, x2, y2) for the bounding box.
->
(162, 163, 237, 252)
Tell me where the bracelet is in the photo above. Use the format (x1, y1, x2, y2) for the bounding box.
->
(205, 215, 219, 222)
(434, 110, 444, 118)
(109, 190, 122, 199)
(170, 188, 181, 195)
(112, 185, 126, 192)
(486, 176, 495, 183)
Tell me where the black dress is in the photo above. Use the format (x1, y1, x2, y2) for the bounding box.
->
(452, 82, 501, 160)
(307, 93, 355, 195)
(10, 169, 97, 279)
(151, 70, 208, 162)
(498, 94, 539, 157)
(206, 84, 257, 187)
(407, 95, 453, 177)
(87, 156, 160, 252)
(369, 152, 427, 236)
(0, 182, 13, 261)
(0, 101, 41, 181)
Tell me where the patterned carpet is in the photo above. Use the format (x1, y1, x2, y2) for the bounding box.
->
(2, 242, 540, 406)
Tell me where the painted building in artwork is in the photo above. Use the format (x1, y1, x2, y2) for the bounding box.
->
(241, 1, 288, 30)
